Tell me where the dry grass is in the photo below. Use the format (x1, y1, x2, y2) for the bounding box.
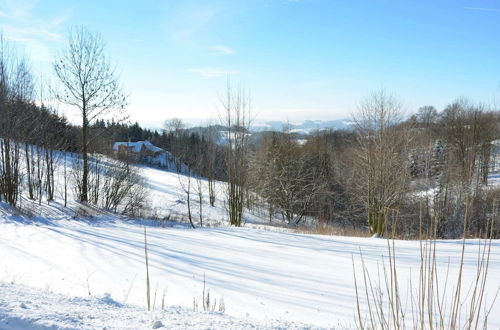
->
(192, 273, 226, 313)
(296, 222, 369, 237)
(144, 225, 151, 311)
(352, 202, 499, 330)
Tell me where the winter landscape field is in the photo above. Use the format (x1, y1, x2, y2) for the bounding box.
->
(0, 163, 499, 329)
(2, 1, 500, 329)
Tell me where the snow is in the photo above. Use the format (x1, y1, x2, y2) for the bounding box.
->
(0, 282, 317, 329)
(1, 213, 499, 329)
(142, 152, 185, 170)
(0, 153, 499, 329)
(139, 164, 279, 227)
(113, 141, 164, 154)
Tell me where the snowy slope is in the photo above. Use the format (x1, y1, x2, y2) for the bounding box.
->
(0, 214, 499, 329)
(18, 150, 281, 229)
(138, 164, 282, 228)
(0, 282, 316, 330)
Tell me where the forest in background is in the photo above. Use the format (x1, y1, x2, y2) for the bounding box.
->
(1, 29, 500, 239)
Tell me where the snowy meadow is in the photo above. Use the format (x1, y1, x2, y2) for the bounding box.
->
(0, 163, 499, 329)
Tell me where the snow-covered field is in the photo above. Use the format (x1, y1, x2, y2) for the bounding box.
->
(1, 213, 500, 329)
(1, 161, 500, 329)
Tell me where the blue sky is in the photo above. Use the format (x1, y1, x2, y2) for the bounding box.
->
(1, 0, 499, 126)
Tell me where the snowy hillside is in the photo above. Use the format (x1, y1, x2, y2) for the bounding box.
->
(10, 151, 278, 229)
(0, 157, 499, 329)
(138, 164, 284, 228)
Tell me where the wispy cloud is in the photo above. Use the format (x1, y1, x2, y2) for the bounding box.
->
(51, 9, 72, 27)
(209, 45, 236, 55)
(0, 0, 71, 61)
(3, 25, 62, 42)
(186, 67, 238, 78)
(0, 0, 36, 20)
(464, 6, 500, 13)
(164, 4, 219, 47)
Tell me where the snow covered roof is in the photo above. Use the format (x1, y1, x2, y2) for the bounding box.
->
(112, 141, 164, 153)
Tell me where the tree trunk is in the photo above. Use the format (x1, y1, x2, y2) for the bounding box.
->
(81, 113, 89, 202)
(25, 143, 34, 199)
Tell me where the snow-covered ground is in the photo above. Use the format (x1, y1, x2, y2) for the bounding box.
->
(1, 213, 499, 329)
(0, 281, 317, 330)
(140, 164, 274, 227)
(1, 156, 500, 329)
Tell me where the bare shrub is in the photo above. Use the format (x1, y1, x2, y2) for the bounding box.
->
(296, 222, 369, 237)
(71, 154, 149, 216)
(101, 159, 148, 214)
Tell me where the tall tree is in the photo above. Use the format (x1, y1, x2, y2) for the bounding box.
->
(350, 90, 412, 236)
(53, 26, 127, 202)
(221, 81, 251, 226)
(0, 35, 34, 206)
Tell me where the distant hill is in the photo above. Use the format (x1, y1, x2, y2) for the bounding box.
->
(251, 119, 354, 134)
(145, 118, 354, 136)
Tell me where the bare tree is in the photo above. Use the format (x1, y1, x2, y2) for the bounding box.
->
(350, 90, 412, 236)
(477, 111, 497, 184)
(440, 98, 482, 188)
(250, 130, 327, 225)
(53, 26, 127, 202)
(164, 117, 185, 135)
(178, 170, 196, 228)
(220, 81, 251, 227)
(194, 173, 204, 227)
(0, 35, 34, 206)
(163, 117, 188, 172)
(204, 122, 219, 207)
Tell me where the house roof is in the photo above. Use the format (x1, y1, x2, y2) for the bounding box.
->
(112, 141, 164, 153)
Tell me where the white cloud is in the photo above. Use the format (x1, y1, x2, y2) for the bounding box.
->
(186, 67, 238, 78)
(209, 45, 236, 55)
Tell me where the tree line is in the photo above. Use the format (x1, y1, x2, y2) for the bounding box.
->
(153, 87, 499, 239)
(246, 92, 500, 238)
(1, 27, 499, 239)
(0, 36, 78, 207)
(0, 29, 144, 214)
